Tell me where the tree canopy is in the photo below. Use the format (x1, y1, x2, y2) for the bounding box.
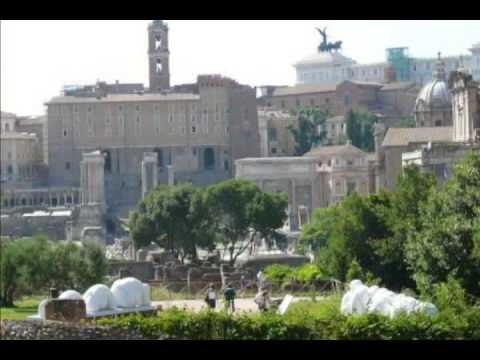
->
(288, 108, 329, 156)
(345, 110, 379, 152)
(129, 180, 288, 266)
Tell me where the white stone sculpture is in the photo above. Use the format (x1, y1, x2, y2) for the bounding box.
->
(37, 299, 49, 321)
(110, 277, 151, 308)
(83, 284, 116, 314)
(341, 280, 438, 318)
(58, 290, 83, 301)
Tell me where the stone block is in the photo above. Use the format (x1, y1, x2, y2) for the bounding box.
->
(44, 299, 87, 322)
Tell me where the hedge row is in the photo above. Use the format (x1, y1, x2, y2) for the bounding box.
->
(97, 306, 480, 340)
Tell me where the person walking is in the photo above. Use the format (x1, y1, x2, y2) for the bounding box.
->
(205, 283, 217, 310)
(254, 289, 271, 312)
(239, 275, 247, 297)
(223, 283, 236, 314)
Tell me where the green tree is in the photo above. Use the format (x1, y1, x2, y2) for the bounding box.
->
(130, 184, 215, 263)
(345, 110, 378, 152)
(406, 152, 480, 297)
(248, 191, 288, 252)
(298, 206, 341, 254)
(288, 108, 329, 156)
(205, 179, 287, 265)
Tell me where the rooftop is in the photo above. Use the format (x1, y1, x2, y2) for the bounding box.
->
(294, 51, 356, 68)
(304, 142, 367, 158)
(382, 127, 452, 147)
(46, 93, 200, 105)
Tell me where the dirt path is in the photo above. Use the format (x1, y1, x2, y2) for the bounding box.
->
(152, 297, 312, 314)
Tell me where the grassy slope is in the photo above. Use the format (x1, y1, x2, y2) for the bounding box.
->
(0, 296, 43, 320)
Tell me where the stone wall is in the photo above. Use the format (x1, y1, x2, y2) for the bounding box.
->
(0, 320, 145, 340)
(107, 261, 154, 282)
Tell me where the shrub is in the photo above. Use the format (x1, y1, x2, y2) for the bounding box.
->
(263, 264, 295, 286)
(293, 264, 321, 284)
(98, 300, 480, 340)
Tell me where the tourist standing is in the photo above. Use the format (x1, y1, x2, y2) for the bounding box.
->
(257, 270, 264, 290)
(239, 275, 247, 297)
(254, 289, 271, 312)
(223, 283, 236, 314)
(205, 283, 217, 310)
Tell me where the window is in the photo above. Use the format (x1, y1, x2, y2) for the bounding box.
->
(156, 59, 163, 73)
(118, 105, 123, 112)
(88, 106, 92, 113)
(281, 100, 286, 109)
(296, 98, 301, 107)
(271, 147, 277, 155)
(154, 148, 164, 169)
(103, 151, 112, 173)
(4, 123, 10, 132)
(347, 160, 354, 166)
(310, 99, 315, 106)
(268, 128, 278, 141)
(347, 182, 356, 195)
(191, 126, 196, 134)
(135, 105, 140, 112)
(74, 105, 79, 113)
(63, 129, 68, 137)
(344, 94, 352, 107)
(435, 120, 442, 127)
(204, 148, 215, 170)
(7, 165, 13, 174)
(154, 35, 162, 50)
(65, 162, 71, 170)
(224, 160, 229, 171)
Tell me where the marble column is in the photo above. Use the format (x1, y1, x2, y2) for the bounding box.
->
(141, 152, 159, 199)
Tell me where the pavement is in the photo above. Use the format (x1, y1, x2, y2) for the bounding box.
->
(152, 296, 312, 314)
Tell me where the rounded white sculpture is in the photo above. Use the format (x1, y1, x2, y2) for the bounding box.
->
(59, 290, 83, 301)
(38, 299, 49, 320)
(110, 277, 151, 308)
(83, 284, 116, 314)
(341, 280, 438, 318)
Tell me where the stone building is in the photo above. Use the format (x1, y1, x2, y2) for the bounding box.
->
(258, 80, 421, 126)
(294, 30, 479, 86)
(235, 142, 370, 230)
(258, 108, 297, 157)
(414, 54, 452, 127)
(376, 66, 480, 191)
(0, 111, 46, 188)
(44, 21, 259, 218)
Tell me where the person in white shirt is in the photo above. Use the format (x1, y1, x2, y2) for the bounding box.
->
(254, 289, 271, 312)
(205, 283, 217, 309)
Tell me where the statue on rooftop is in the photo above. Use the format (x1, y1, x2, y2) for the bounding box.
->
(316, 27, 343, 53)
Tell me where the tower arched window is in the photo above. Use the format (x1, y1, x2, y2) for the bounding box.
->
(155, 35, 162, 50)
(156, 59, 163, 73)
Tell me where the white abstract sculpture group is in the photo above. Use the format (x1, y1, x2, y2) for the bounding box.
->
(35, 277, 152, 319)
(341, 280, 438, 318)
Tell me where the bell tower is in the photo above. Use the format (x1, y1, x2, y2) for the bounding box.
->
(148, 20, 170, 92)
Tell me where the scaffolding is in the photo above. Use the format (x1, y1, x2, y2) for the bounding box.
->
(386, 47, 411, 81)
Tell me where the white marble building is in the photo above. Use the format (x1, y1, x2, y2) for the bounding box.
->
(295, 43, 480, 86)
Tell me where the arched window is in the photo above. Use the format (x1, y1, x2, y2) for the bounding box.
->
(204, 148, 215, 170)
(5, 123, 10, 132)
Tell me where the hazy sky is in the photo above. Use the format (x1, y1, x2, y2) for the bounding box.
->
(1, 20, 479, 116)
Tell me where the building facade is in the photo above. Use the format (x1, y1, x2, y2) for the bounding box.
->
(258, 109, 297, 157)
(295, 35, 480, 86)
(258, 80, 421, 126)
(377, 67, 480, 191)
(235, 142, 371, 230)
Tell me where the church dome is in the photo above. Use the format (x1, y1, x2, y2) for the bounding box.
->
(415, 54, 451, 111)
(295, 51, 355, 68)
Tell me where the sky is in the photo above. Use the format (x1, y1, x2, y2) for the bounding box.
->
(1, 20, 479, 116)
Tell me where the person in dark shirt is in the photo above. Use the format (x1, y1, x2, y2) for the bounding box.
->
(223, 283, 236, 314)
